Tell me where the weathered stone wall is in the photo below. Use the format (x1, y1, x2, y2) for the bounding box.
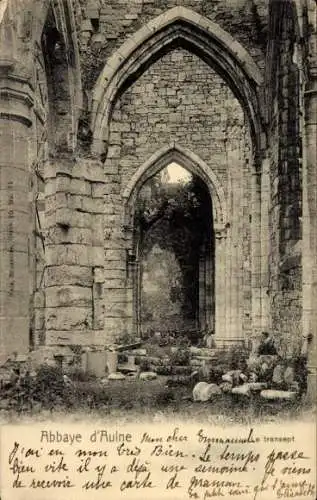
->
(111, 49, 240, 193)
(102, 47, 253, 343)
(79, 0, 267, 92)
(1, 0, 315, 375)
(43, 156, 107, 346)
(266, 0, 302, 356)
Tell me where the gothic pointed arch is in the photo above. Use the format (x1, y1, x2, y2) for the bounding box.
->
(33, 0, 82, 153)
(123, 143, 228, 232)
(91, 6, 264, 157)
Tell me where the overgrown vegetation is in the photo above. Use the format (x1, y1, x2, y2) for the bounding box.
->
(136, 171, 213, 335)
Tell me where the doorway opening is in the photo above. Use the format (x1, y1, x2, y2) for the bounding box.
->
(133, 162, 214, 345)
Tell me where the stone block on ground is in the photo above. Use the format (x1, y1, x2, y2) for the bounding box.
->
(220, 382, 233, 393)
(247, 382, 268, 391)
(87, 351, 107, 377)
(189, 347, 217, 357)
(108, 372, 126, 380)
(222, 373, 233, 384)
(193, 382, 221, 402)
(284, 366, 295, 386)
(117, 363, 140, 374)
(231, 384, 251, 397)
(139, 371, 157, 381)
(260, 390, 298, 400)
(272, 364, 284, 385)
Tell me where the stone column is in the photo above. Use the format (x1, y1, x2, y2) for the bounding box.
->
(225, 128, 244, 345)
(44, 156, 106, 347)
(198, 249, 206, 332)
(261, 156, 270, 330)
(250, 169, 262, 350)
(302, 0, 317, 401)
(214, 227, 227, 344)
(205, 238, 214, 333)
(0, 73, 34, 363)
(129, 255, 140, 337)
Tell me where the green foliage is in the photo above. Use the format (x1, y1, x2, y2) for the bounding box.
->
(0, 364, 114, 413)
(170, 347, 190, 366)
(155, 388, 175, 406)
(213, 344, 251, 372)
(136, 174, 212, 259)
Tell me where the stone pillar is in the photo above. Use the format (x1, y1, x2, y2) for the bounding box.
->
(198, 250, 206, 332)
(0, 74, 34, 363)
(250, 169, 262, 350)
(261, 157, 270, 330)
(223, 127, 244, 345)
(205, 238, 214, 333)
(129, 254, 140, 337)
(302, 0, 317, 401)
(214, 227, 227, 344)
(44, 156, 106, 347)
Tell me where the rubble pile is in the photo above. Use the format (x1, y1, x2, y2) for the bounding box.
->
(192, 353, 306, 402)
(0, 336, 308, 412)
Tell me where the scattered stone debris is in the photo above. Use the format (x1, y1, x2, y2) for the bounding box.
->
(193, 382, 221, 402)
(108, 372, 126, 380)
(139, 371, 157, 381)
(219, 382, 233, 393)
(260, 390, 297, 401)
(231, 384, 252, 397)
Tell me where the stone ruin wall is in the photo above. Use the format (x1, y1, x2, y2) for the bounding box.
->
(1, 0, 316, 371)
(103, 48, 253, 343)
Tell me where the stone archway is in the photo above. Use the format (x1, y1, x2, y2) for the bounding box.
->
(122, 144, 227, 342)
(122, 143, 227, 230)
(90, 9, 265, 345)
(90, 6, 264, 157)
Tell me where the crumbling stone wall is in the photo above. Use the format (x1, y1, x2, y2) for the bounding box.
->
(43, 156, 107, 346)
(266, 0, 303, 356)
(1, 0, 315, 381)
(110, 49, 242, 194)
(79, 0, 267, 92)
(102, 48, 253, 343)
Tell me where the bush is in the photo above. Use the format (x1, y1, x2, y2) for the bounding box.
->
(1, 365, 80, 412)
(170, 347, 190, 366)
(214, 344, 250, 372)
(155, 388, 175, 406)
(68, 367, 95, 382)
